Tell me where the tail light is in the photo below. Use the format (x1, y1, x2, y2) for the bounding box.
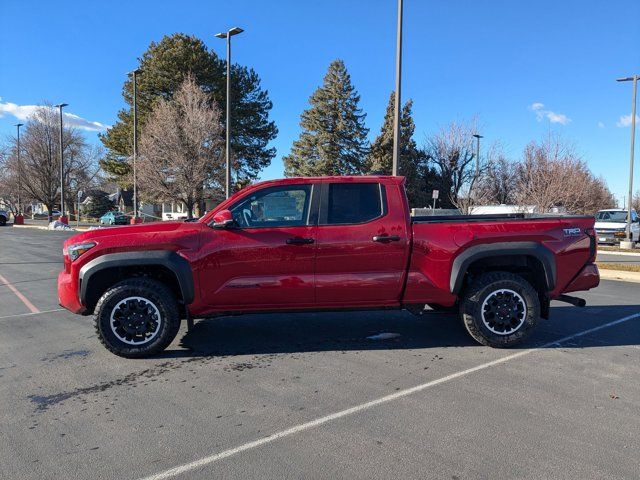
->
(585, 228, 597, 261)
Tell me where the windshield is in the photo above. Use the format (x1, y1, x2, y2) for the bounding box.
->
(596, 211, 627, 222)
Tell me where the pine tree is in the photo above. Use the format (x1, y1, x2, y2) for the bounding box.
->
(283, 60, 369, 176)
(100, 33, 277, 189)
(367, 92, 434, 207)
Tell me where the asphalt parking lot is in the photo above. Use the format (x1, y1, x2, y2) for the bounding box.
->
(1, 227, 639, 480)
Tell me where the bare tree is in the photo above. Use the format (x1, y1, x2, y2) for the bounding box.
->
(632, 190, 640, 212)
(138, 75, 224, 219)
(0, 145, 21, 215)
(475, 147, 518, 206)
(10, 105, 87, 221)
(513, 135, 615, 214)
(424, 119, 481, 209)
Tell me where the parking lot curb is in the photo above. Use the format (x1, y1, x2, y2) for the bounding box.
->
(597, 250, 640, 257)
(9, 224, 90, 232)
(598, 268, 640, 283)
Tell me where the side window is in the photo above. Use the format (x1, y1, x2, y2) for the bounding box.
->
(230, 185, 313, 228)
(323, 183, 384, 225)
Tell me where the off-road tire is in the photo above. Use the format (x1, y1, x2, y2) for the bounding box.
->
(460, 272, 540, 348)
(94, 278, 180, 358)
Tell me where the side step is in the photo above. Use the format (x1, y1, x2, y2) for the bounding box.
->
(555, 294, 586, 307)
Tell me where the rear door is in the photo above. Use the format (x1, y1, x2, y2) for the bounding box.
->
(314, 180, 410, 307)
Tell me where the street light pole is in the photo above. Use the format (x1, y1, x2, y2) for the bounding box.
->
(15, 123, 24, 215)
(215, 27, 244, 198)
(617, 75, 639, 246)
(473, 134, 483, 178)
(471, 133, 483, 205)
(54, 103, 68, 222)
(392, 0, 403, 177)
(128, 69, 143, 220)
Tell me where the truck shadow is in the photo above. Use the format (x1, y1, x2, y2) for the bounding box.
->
(164, 304, 640, 358)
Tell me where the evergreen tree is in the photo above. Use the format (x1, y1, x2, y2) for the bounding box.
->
(84, 191, 113, 218)
(100, 33, 277, 189)
(283, 60, 369, 176)
(367, 93, 435, 206)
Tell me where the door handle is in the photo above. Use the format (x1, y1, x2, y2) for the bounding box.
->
(372, 235, 402, 242)
(286, 237, 315, 245)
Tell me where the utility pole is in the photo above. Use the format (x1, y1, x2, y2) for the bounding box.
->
(15, 123, 24, 217)
(392, 0, 403, 177)
(54, 103, 68, 223)
(617, 75, 639, 247)
(215, 27, 244, 198)
(128, 68, 143, 221)
(470, 133, 483, 207)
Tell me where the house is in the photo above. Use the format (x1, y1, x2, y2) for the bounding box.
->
(111, 189, 160, 220)
(162, 188, 225, 220)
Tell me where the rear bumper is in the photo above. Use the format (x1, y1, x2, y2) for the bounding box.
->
(57, 270, 85, 314)
(561, 263, 600, 294)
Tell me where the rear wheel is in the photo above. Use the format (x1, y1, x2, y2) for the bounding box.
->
(460, 272, 539, 348)
(0, 216, 6, 226)
(94, 278, 180, 358)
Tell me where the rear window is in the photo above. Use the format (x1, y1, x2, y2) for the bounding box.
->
(324, 183, 383, 225)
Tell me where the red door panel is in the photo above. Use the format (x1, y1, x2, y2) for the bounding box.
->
(315, 182, 410, 306)
(199, 226, 316, 309)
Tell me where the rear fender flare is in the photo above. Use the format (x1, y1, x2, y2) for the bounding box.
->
(450, 241, 556, 294)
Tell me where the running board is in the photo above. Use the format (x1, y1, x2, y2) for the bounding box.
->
(555, 294, 586, 307)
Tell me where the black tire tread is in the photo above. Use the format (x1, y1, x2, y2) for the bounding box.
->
(460, 271, 540, 348)
(93, 277, 180, 358)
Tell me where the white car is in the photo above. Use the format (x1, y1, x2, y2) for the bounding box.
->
(594, 209, 639, 244)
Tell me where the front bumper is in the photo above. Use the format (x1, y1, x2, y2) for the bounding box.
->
(596, 231, 626, 244)
(57, 270, 85, 314)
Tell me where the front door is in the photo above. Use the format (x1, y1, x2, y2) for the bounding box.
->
(314, 181, 410, 307)
(199, 183, 319, 310)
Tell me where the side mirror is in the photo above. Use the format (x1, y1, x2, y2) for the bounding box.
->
(211, 209, 235, 228)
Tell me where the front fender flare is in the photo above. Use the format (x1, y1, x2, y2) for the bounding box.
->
(78, 250, 194, 305)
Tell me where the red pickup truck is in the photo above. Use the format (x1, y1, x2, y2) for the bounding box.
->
(58, 176, 599, 357)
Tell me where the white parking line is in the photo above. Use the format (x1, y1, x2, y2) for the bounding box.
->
(0, 272, 40, 314)
(139, 312, 640, 480)
(0, 308, 64, 321)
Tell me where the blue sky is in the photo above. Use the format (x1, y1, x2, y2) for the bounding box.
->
(1, 0, 639, 204)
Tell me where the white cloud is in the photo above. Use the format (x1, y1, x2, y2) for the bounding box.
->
(598, 121, 605, 128)
(0, 100, 109, 132)
(616, 114, 640, 128)
(528, 102, 571, 125)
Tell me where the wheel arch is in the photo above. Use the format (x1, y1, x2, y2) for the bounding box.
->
(450, 242, 556, 296)
(79, 251, 194, 313)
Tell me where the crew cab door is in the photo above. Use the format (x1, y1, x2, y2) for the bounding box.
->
(199, 183, 319, 310)
(314, 181, 410, 307)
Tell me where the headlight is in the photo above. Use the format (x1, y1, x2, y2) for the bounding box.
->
(66, 242, 97, 261)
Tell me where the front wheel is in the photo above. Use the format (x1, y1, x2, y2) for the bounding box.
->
(94, 278, 181, 358)
(460, 272, 540, 348)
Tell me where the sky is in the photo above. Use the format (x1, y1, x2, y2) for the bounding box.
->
(1, 0, 639, 205)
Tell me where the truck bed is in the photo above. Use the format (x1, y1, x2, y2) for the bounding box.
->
(411, 213, 593, 224)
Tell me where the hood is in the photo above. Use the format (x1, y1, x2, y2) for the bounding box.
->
(63, 221, 195, 249)
(594, 221, 627, 230)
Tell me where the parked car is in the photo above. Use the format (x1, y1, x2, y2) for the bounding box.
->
(594, 208, 639, 244)
(99, 211, 129, 226)
(0, 210, 8, 226)
(58, 176, 599, 358)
